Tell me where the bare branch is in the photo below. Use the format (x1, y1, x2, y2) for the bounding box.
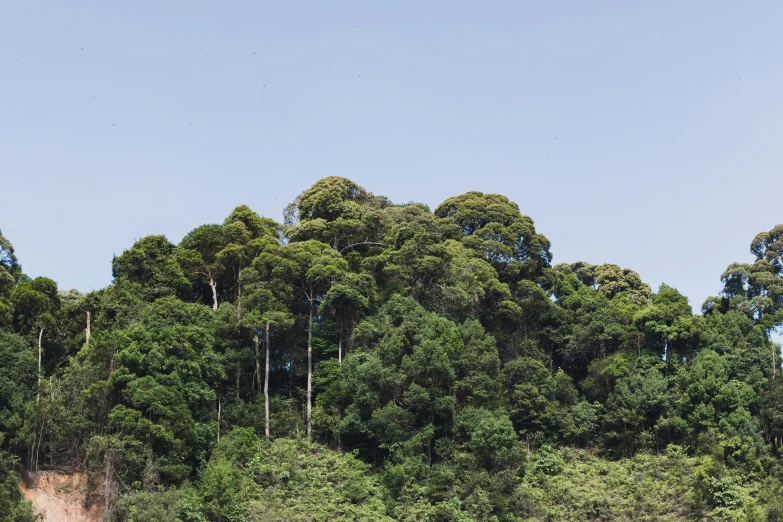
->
(339, 241, 386, 255)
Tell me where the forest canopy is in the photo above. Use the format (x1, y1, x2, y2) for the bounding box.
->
(1, 176, 783, 521)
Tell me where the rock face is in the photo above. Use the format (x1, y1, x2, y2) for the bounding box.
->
(20, 471, 104, 522)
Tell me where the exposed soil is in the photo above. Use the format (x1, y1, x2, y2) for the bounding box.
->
(20, 471, 104, 522)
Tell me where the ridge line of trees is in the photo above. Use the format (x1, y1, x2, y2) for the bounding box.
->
(1, 177, 782, 521)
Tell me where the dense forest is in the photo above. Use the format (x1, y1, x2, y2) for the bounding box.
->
(1, 176, 783, 521)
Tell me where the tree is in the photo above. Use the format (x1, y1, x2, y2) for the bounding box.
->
(0, 229, 23, 283)
(90, 297, 225, 484)
(219, 205, 281, 302)
(565, 262, 652, 306)
(11, 277, 60, 402)
(177, 225, 232, 310)
(718, 224, 783, 331)
(320, 271, 374, 364)
(285, 241, 347, 439)
(601, 355, 671, 456)
(239, 240, 295, 442)
(633, 284, 696, 363)
(285, 176, 389, 254)
(112, 235, 191, 301)
(434, 191, 552, 283)
(0, 231, 22, 328)
(0, 332, 35, 451)
(0, 447, 37, 522)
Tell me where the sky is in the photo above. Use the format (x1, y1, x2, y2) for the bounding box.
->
(1, 1, 782, 315)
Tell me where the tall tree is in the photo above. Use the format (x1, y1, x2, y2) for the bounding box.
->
(112, 235, 191, 301)
(0, 229, 23, 283)
(11, 277, 60, 401)
(320, 271, 374, 364)
(0, 231, 22, 330)
(718, 225, 783, 335)
(633, 284, 696, 364)
(239, 239, 295, 442)
(434, 191, 552, 283)
(219, 205, 281, 302)
(713, 225, 783, 375)
(177, 225, 232, 310)
(285, 176, 389, 254)
(286, 240, 347, 439)
(565, 262, 652, 306)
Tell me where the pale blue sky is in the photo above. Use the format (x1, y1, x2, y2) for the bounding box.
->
(1, 1, 782, 315)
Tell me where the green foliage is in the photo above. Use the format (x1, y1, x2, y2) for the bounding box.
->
(2, 181, 783, 520)
(245, 437, 392, 521)
(0, 449, 38, 522)
(112, 235, 191, 301)
(0, 332, 35, 450)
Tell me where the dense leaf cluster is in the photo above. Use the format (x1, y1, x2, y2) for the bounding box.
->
(1, 177, 782, 521)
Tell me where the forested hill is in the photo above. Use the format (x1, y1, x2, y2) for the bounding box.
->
(1, 176, 783, 521)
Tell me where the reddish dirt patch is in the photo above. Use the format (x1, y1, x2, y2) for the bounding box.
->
(20, 471, 104, 522)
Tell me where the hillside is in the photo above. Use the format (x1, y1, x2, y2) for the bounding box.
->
(1, 176, 782, 521)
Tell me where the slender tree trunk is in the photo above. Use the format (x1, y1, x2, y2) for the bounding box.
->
(254, 334, 262, 395)
(307, 299, 313, 441)
(217, 394, 221, 442)
(338, 323, 343, 365)
(234, 265, 238, 301)
(86, 311, 91, 344)
(37, 327, 43, 403)
(210, 276, 218, 311)
(265, 322, 271, 443)
(103, 450, 114, 514)
(35, 419, 45, 472)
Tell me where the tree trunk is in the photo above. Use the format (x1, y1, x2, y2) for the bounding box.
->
(307, 300, 313, 441)
(265, 322, 271, 443)
(254, 334, 261, 395)
(86, 311, 91, 344)
(37, 327, 43, 403)
(217, 394, 221, 442)
(210, 277, 218, 311)
(338, 324, 343, 365)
